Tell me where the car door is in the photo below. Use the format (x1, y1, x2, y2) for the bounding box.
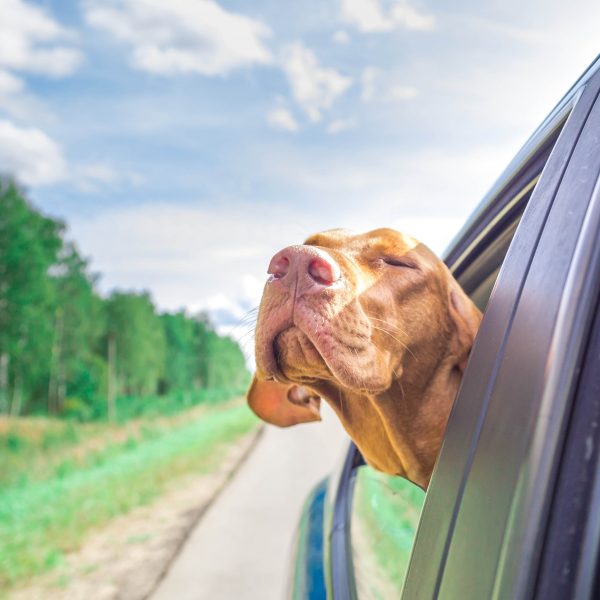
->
(324, 57, 600, 600)
(403, 58, 600, 600)
(331, 94, 568, 600)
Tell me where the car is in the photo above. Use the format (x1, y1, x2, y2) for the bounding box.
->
(287, 53, 600, 600)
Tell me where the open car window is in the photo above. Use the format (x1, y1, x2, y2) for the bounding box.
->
(402, 63, 600, 599)
(346, 108, 573, 599)
(348, 191, 526, 598)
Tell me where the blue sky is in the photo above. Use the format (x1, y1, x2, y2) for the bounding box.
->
(0, 0, 598, 352)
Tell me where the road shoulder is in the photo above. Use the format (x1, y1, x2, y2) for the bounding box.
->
(9, 427, 263, 600)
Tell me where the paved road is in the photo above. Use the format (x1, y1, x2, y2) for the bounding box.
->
(151, 403, 349, 600)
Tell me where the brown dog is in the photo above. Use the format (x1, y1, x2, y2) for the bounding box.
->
(247, 228, 481, 489)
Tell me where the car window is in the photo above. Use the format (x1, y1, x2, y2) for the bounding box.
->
(346, 107, 574, 599)
(399, 95, 600, 597)
(348, 237, 516, 598)
(348, 168, 544, 598)
(350, 468, 425, 598)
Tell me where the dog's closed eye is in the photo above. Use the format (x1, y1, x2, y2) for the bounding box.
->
(381, 256, 418, 269)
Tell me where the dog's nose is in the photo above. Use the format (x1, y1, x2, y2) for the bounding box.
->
(268, 253, 290, 279)
(307, 255, 338, 285)
(268, 246, 341, 291)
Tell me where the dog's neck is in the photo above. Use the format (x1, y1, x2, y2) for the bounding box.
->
(313, 356, 461, 490)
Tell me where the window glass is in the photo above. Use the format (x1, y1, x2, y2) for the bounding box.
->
(350, 466, 425, 598)
(348, 178, 532, 598)
(347, 112, 572, 599)
(350, 116, 566, 600)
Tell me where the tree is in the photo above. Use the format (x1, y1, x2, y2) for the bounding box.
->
(106, 292, 166, 396)
(192, 314, 249, 389)
(160, 311, 196, 392)
(48, 243, 106, 414)
(0, 179, 63, 415)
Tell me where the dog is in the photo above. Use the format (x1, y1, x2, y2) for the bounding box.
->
(247, 228, 481, 489)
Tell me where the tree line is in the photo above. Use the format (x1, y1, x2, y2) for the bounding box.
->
(0, 178, 249, 420)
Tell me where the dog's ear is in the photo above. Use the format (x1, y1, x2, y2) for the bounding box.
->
(247, 376, 321, 427)
(445, 272, 482, 374)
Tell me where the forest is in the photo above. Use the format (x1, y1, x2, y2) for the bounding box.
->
(0, 178, 250, 421)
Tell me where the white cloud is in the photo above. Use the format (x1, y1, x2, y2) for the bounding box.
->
(0, 1, 81, 121)
(388, 84, 418, 100)
(327, 118, 355, 134)
(83, 0, 272, 76)
(388, 0, 435, 31)
(0, 71, 23, 95)
(0, 121, 141, 190)
(0, 119, 67, 185)
(0, 0, 82, 77)
(77, 163, 119, 185)
(361, 66, 379, 101)
(0, 71, 53, 122)
(280, 42, 352, 122)
(266, 107, 299, 132)
(361, 66, 417, 102)
(72, 163, 145, 192)
(341, 0, 434, 33)
(332, 30, 351, 44)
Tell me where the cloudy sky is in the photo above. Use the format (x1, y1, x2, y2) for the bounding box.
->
(1, 0, 598, 354)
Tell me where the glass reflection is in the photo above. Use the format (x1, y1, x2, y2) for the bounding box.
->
(351, 466, 425, 598)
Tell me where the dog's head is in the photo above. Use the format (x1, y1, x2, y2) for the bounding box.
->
(248, 228, 481, 487)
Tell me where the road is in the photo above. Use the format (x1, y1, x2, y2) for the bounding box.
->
(150, 402, 349, 600)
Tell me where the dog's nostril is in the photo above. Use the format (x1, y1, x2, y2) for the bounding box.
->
(268, 255, 290, 279)
(308, 257, 339, 286)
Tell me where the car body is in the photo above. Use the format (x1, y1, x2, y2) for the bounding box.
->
(288, 54, 600, 599)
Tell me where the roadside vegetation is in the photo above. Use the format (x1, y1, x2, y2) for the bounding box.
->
(0, 400, 259, 590)
(0, 177, 258, 592)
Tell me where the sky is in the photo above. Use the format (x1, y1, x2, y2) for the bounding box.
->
(1, 0, 599, 358)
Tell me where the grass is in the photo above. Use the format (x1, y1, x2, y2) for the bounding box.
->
(0, 400, 259, 590)
(59, 385, 250, 422)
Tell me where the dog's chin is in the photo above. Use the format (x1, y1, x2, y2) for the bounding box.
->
(274, 327, 330, 383)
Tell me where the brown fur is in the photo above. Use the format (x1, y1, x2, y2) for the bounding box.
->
(247, 228, 481, 489)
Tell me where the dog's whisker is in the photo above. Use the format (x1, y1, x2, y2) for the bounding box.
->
(233, 318, 258, 331)
(370, 325, 417, 361)
(228, 317, 258, 338)
(365, 314, 411, 337)
(399, 379, 406, 405)
(232, 328, 256, 345)
(232, 308, 259, 329)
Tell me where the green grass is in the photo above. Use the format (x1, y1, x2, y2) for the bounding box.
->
(0, 401, 259, 590)
(0, 386, 249, 490)
(60, 385, 250, 422)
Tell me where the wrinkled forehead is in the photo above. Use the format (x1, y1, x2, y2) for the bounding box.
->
(304, 227, 420, 257)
